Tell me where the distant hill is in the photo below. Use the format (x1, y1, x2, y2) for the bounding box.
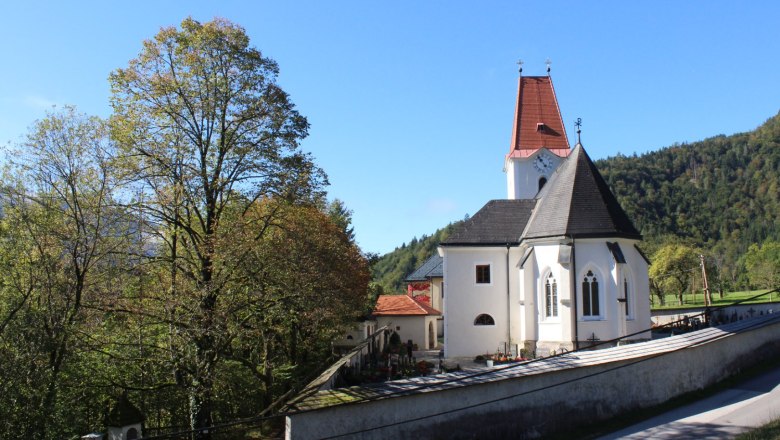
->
(373, 112, 780, 292)
(597, 111, 780, 282)
(371, 222, 461, 293)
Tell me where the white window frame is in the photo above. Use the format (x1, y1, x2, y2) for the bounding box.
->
(540, 270, 559, 321)
(474, 262, 492, 286)
(580, 266, 605, 321)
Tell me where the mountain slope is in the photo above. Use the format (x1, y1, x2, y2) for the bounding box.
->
(371, 222, 461, 293)
(597, 111, 780, 249)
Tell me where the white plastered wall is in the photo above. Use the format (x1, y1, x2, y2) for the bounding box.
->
(441, 238, 650, 358)
(505, 150, 564, 200)
(573, 238, 651, 345)
(430, 277, 444, 337)
(375, 315, 430, 350)
(442, 247, 513, 357)
(529, 241, 574, 353)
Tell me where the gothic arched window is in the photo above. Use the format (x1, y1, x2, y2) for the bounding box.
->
(582, 270, 600, 317)
(545, 273, 558, 317)
(474, 314, 495, 326)
(538, 176, 548, 191)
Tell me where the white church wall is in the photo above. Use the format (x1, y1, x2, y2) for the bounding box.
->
(518, 250, 537, 345)
(533, 244, 564, 346)
(505, 150, 563, 200)
(507, 247, 523, 351)
(530, 243, 575, 353)
(430, 278, 444, 337)
(573, 239, 652, 345)
(443, 247, 510, 358)
(430, 278, 443, 312)
(575, 240, 620, 343)
(621, 240, 652, 340)
(444, 239, 652, 357)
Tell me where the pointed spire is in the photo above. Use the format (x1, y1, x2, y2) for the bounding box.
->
(507, 73, 570, 158)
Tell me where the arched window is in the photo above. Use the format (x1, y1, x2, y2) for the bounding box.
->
(538, 176, 548, 191)
(545, 273, 558, 317)
(127, 428, 139, 440)
(474, 314, 495, 326)
(624, 277, 630, 316)
(582, 270, 600, 317)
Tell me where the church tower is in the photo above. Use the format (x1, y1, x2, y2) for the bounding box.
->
(504, 71, 571, 199)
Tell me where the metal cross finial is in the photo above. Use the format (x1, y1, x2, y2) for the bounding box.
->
(545, 58, 552, 74)
(517, 59, 524, 75)
(575, 118, 582, 144)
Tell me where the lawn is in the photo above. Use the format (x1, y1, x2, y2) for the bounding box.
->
(651, 289, 775, 310)
(735, 417, 780, 439)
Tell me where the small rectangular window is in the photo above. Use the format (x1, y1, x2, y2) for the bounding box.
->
(476, 264, 491, 284)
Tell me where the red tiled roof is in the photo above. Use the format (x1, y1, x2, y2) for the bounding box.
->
(508, 76, 570, 158)
(373, 295, 441, 316)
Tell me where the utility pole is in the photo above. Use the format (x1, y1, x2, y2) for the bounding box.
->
(700, 254, 711, 307)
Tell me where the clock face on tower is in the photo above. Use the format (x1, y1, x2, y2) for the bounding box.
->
(533, 151, 554, 174)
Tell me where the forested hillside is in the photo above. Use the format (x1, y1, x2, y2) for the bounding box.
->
(600, 112, 780, 244)
(374, 112, 780, 293)
(598, 111, 780, 286)
(371, 222, 461, 293)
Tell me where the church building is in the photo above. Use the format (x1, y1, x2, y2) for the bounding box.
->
(438, 72, 651, 358)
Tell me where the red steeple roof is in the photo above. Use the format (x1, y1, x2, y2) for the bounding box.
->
(507, 75, 571, 158)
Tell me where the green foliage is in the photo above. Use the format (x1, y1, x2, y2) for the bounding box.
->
(326, 198, 355, 241)
(598, 112, 780, 290)
(652, 289, 773, 310)
(0, 18, 370, 438)
(649, 243, 700, 303)
(744, 240, 780, 289)
(0, 107, 126, 439)
(109, 17, 328, 431)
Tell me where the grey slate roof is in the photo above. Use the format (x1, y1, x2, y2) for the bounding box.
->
(441, 199, 537, 246)
(522, 144, 641, 240)
(405, 254, 443, 282)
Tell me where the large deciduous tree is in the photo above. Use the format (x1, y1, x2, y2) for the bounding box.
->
(109, 17, 325, 434)
(649, 243, 700, 304)
(745, 241, 780, 290)
(226, 201, 369, 407)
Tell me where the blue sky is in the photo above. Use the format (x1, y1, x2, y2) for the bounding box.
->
(2, 1, 779, 255)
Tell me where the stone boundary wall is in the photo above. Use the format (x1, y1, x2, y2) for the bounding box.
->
(286, 317, 780, 439)
(651, 302, 780, 326)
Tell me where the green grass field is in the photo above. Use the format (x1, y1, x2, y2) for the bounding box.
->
(651, 289, 775, 310)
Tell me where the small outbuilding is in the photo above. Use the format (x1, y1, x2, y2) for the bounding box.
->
(105, 392, 144, 440)
(373, 294, 441, 350)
